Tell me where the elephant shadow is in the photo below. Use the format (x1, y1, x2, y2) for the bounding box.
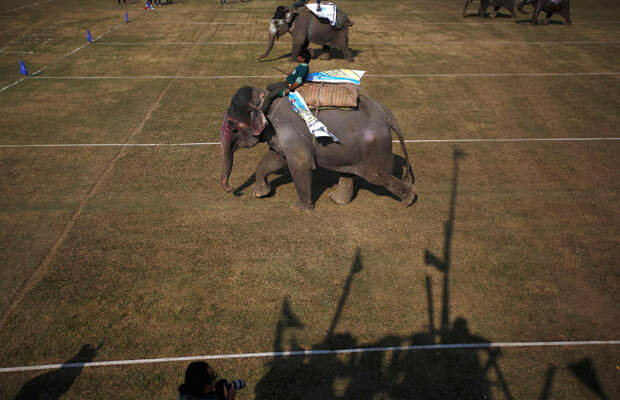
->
(515, 18, 566, 24)
(233, 154, 414, 206)
(261, 48, 361, 63)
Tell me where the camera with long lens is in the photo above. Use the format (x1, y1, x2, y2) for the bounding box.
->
(215, 378, 246, 399)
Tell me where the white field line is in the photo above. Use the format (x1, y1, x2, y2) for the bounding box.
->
(29, 72, 620, 80)
(1, 138, 618, 148)
(93, 40, 620, 46)
(1, 0, 54, 14)
(147, 21, 255, 25)
(0, 19, 128, 94)
(1, 340, 619, 373)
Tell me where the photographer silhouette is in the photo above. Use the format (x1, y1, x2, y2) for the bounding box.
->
(178, 362, 244, 400)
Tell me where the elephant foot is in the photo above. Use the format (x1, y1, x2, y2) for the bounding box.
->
(329, 190, 352, 206)
(292, 200, 313, 212)
(253, 181, 271, 198)
(319, 52, 331, 60)
(401, 185, 417, 207)
(541, 18, 550, 25)
(491, 11, 497, 18)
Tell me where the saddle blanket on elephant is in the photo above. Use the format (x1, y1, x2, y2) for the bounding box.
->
(288, 91, 340, 142)
(306, 2, 337, 26)
(295, 82, 358, 109)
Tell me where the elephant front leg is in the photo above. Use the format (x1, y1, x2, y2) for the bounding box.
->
(289, 40, 307, 62)
(288, 162, 313, 211)
(319, 45, 331, 60)
(463, 0, 472, 18)
(478, 0, 488, 17)
(329, 174, 354, 205)
(254, 149, 287, 198)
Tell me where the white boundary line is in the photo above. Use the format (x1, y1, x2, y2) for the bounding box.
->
(94, 40, 620, 46)
(1, 0, 54, 14)
(1, 340, 619, 373)
(1, 138, 618, 148)
(29, 72, 620, 80)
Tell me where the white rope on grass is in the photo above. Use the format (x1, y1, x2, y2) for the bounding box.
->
(28, 72, 620, 80)
(0, 0, 55, 14)
(1, 340, 618, 373)
(93, 40, 620, 46)
(1, 138, 618, 148)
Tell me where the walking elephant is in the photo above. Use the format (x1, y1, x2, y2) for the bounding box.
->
(463, 0, 516, 18)
(219, 87, 416, 211)
(518, 0, 571, 25)
(259, 5, 354, 63)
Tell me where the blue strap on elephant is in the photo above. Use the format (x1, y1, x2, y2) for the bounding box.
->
(288, 91, 339, 142)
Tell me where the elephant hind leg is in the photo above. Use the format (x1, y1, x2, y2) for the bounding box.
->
(364, 172, 416, 207)
(560, 8, 572, 25)
(329, 174, 354, 205)
(319, 45, 331, 60)
(542, 11, 553, 24)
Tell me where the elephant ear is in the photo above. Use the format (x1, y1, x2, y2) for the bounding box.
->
(248, 88, 268, 136)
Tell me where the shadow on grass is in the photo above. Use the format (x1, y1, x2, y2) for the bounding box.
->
(13, 343, 101, 400)
(254, 148, 505, 399)
(254, 147, 611, 398)
(233, 154, 412, 206)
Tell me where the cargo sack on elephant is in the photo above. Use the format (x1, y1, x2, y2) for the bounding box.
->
(295, 82, 358, 109)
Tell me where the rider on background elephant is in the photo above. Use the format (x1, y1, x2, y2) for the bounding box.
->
(518, 0, 571, 25)
(219, 87, 416, 211)
(259, 4, 354, 62)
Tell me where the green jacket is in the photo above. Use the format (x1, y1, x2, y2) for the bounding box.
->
(286, 63, 309, 85)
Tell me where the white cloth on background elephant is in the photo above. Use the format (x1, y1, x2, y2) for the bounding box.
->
(306, 2, 337, 26)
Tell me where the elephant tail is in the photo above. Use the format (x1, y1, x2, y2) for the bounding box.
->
(381, 103, 413, 185)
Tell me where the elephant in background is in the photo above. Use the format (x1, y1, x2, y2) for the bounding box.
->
(518, 0, 571, 25)
(219, 87, 416, 211)
(463, 0, 516, 19)
(259, 5, 354, 62)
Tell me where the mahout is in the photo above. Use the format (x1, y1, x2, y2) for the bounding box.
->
(463, 0, 517, 19)
(219, 87, 416, 211)
(518, 0, 571, 25)
(259, 4, 354, 62)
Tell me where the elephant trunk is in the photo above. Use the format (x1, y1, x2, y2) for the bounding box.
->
(220, 122, 234, 193)
(259, 25, 277, 60)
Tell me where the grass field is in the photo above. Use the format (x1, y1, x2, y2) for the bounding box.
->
(0, 0, 619, 398)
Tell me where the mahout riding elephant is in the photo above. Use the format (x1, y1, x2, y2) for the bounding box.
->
(219, 87, 416, 211)
(518, 0, 571, 25)
(463, 0, 516, 19)
(259, 5, 354, 63)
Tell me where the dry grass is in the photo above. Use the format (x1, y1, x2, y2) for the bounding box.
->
(0, 0, 619, 399)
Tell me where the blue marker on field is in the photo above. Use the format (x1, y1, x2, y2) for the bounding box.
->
(87, 29, 92, 43)
(20, 59, 28, 76)
(125, 11, 129, 22)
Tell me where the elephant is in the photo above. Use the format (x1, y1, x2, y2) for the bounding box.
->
(463, 0, 516, 19)
(219, 87, 416, 211)
(259, 5, 354, 63)
(518, 0, 571, 25)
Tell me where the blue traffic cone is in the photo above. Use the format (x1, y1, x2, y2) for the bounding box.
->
(87, 29, 92, 43)
(20, 59, 28, 76)
(125, 11, 129, 22)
